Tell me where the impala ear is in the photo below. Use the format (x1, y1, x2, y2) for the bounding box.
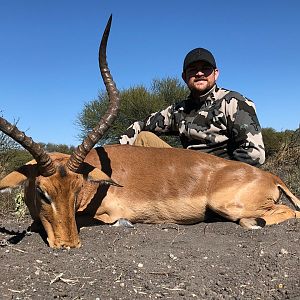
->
(0, 171, 28, 191)
(0, 162, 38, 191)
(87, 168, 122, 187)
(76, 162, 122, 187)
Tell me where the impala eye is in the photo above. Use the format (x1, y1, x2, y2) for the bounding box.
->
(36, 187, 52, 204)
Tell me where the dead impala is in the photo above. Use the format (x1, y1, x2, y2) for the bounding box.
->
(1, 16, 300, 249)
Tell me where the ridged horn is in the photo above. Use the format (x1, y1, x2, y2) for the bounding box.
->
(0, 117, 55, 176)
(67, 15, 120, 172)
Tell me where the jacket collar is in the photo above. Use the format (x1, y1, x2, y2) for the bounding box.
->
(188, 84, 218, 103)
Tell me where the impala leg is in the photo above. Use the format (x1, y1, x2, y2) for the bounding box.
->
(93, 213, 116, 224)
(93, 210, 134, 226)
(260, 204, 300, 225)
(239, 204, 300, 228)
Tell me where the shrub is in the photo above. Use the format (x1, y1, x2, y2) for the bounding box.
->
(262, 128, 300, 197)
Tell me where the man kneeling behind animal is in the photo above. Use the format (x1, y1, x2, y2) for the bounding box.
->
(120, 47, 265, 167)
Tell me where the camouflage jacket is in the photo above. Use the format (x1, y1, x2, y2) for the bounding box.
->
(119, 85, 265, 166)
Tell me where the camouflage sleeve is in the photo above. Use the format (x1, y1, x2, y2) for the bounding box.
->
(226, 94, 265, 166)
(119, 121, 145, 145)
(119, 105, 174, 145)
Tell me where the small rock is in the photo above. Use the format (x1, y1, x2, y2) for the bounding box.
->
(280, 248, 288, 255)
(169, 253, 177, 260)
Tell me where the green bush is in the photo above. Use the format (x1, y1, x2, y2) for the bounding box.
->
(14, 188, 27, 219)
(76, 77, 188, 144)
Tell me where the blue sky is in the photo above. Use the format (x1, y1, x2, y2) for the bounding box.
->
(1, 0, 299, 146)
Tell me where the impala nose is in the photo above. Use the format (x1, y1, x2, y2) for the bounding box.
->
(59, 239, 82, 249)
(48, 237, 81, 249)
(63, 242, 81, 249)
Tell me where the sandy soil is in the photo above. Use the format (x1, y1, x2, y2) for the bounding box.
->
(1, 210, 300, 300)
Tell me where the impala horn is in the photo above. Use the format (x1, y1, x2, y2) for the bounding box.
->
(0, 117, 55, 176)
(67, 15, 120, 172)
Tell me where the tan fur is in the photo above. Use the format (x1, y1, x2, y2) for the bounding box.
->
(0, 145, 299, 248)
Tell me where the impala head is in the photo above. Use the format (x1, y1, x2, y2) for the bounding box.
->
(0, 15, 120, 248)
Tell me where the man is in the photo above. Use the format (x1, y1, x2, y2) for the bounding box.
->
(119, 48, 265, 166)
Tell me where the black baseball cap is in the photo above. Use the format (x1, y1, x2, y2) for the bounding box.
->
(183, 48, 217, 71)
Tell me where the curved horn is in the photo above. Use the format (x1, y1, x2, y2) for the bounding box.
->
(67, 15, 120, 172)
(0, 117, 55, 176)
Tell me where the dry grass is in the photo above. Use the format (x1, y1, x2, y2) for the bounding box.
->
(262, 129, 300, 197)
(0, 191, 15, 214)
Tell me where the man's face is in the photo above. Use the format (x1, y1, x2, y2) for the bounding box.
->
(182, 61, 219, 95)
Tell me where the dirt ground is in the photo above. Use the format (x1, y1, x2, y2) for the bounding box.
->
(1, 208, 300, 300)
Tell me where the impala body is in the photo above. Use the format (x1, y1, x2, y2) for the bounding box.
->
(1, 16, 300, 248)
(1, 144, 300, 248)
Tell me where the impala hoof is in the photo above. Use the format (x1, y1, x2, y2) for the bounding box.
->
(112, 218, 134, 228)
(239, 217, 266, 229)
